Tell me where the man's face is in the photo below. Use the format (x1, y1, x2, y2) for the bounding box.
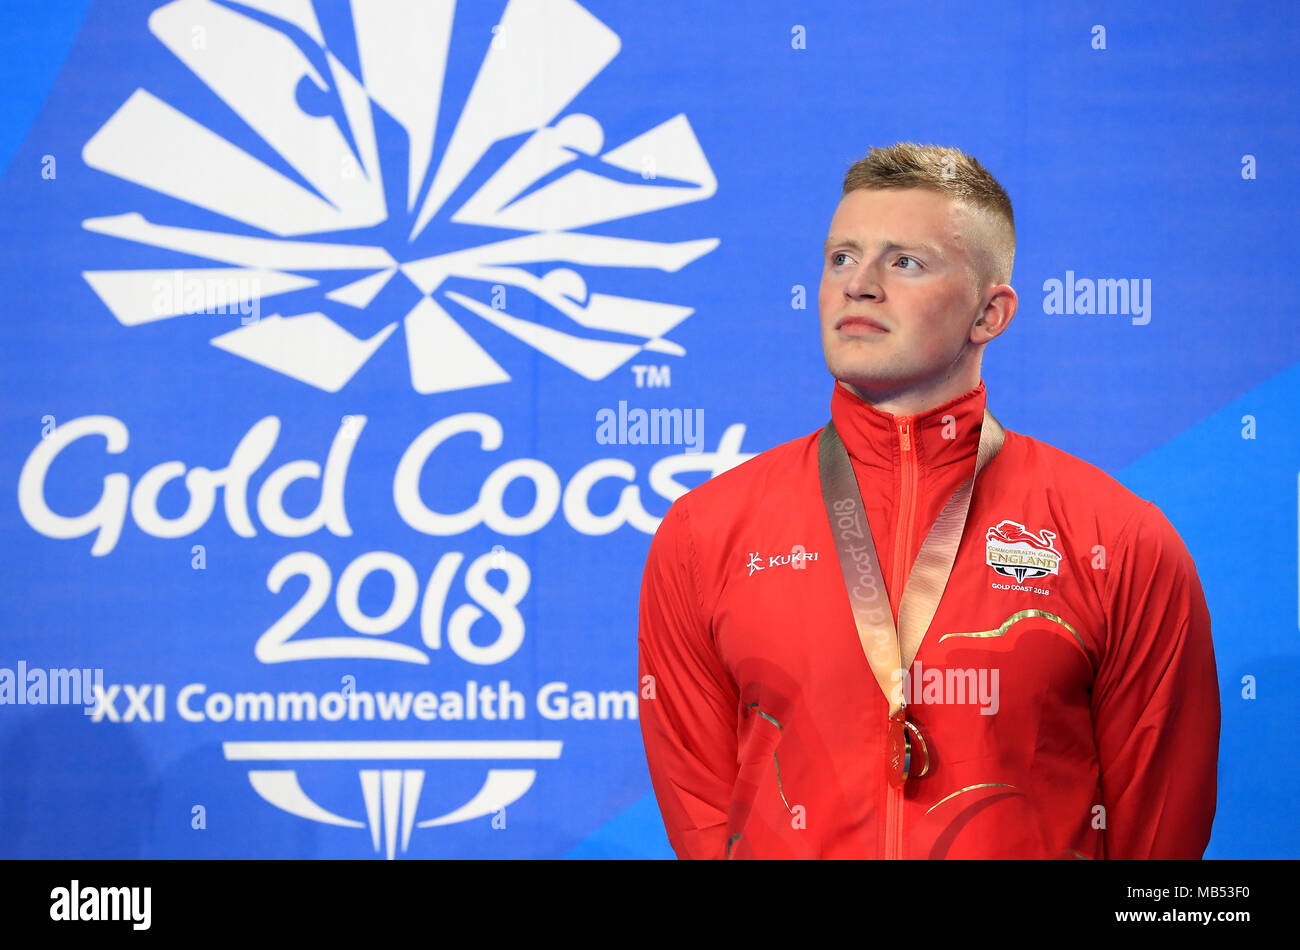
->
(818, 187, 988, 398)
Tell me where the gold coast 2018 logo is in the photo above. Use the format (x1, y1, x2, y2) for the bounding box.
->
(69, 0, 722, 858)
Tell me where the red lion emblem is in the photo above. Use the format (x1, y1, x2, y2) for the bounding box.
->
(985, 520, 1059, 554)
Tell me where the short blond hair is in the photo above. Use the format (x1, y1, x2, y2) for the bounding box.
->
(841, 142, 1015, 287)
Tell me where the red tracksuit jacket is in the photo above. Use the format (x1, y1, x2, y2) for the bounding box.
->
(637, 378, 1220, 859)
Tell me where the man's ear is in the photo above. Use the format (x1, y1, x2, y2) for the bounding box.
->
(972, 285, 1017, 340)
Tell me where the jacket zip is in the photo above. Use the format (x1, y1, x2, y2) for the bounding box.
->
(886, 417, 917, 859)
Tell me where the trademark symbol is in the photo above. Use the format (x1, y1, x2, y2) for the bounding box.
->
(631, 364, 671, 388)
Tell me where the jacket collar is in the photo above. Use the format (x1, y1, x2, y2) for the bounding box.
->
(828, 378, 988, 474)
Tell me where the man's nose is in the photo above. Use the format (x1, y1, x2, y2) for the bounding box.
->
(845, 264, 882, 299)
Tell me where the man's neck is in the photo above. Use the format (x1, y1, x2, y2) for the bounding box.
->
(837, 372, 982, 417)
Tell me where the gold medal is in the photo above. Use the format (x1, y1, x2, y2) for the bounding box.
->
(886, 707, 931, 786)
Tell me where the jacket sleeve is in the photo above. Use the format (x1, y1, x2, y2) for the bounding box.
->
(637, 498, 739, 859)
(1091, 501, 1221, 858)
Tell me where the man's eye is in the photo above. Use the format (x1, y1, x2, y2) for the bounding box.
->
(832, 252, 851, 266)
(895, 255, 921, 269)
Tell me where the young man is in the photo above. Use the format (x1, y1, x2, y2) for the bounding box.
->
(636, 142, 1221, 859)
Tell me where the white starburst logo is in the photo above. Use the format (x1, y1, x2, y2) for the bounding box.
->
(79, 0, 718, 393)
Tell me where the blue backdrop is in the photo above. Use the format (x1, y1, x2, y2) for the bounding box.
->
(0, 0, 1295, 859)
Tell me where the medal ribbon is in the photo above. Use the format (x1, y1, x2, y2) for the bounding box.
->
(818, 407, 1006, 779)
